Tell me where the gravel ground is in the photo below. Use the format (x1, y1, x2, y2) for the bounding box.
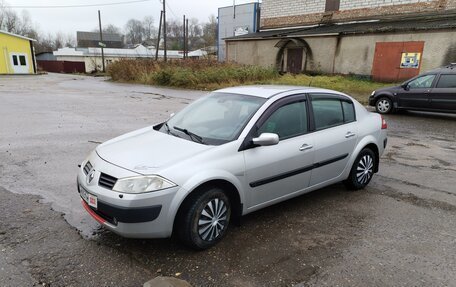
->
(0, 73, 455, 287)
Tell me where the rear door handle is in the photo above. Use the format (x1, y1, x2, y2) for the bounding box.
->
(299, 144, 313, 151)
(345, 132, 356, 138)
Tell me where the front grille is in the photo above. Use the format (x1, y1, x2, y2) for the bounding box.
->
(99, 173, 118, 190)
(83, 161, 92, 175)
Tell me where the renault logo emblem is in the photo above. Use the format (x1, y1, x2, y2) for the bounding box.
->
(87, 169, 96, 184)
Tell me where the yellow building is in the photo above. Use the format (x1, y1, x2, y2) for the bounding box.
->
(0, 30, 36, 74)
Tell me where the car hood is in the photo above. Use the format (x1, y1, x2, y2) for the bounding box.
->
(96, 127, 212, 174)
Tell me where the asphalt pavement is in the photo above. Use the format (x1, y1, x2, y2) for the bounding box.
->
(0, 73, 455, 287)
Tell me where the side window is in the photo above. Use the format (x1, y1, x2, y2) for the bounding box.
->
(12, 55, 18, 66)
(312, 99, 344, 130)
(342, 101, 356, 123)
(408, 74, 436, 89)
(257, 101, 308, 140)
(436, 75, 456, 88)
(19, 55, 27, 66)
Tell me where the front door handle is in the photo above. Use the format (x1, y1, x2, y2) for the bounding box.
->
(345, 132, 356, 138)
(299, 144, 313, 151)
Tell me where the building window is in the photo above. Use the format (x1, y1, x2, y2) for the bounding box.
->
(19, 55, 27, 66)
(12, 55, 18, 66)
(325, 0, 340, 12)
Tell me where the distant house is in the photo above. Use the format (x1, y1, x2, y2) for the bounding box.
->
(77, 31, 124, 48)
(0, 30, 37, 74)
(35, 52, 56, 61)
(224, 0, 456, 82)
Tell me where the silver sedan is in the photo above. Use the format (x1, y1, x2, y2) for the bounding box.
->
(77, 86, 387, 249)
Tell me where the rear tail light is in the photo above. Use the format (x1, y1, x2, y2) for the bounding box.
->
(381, 116, 387, 130)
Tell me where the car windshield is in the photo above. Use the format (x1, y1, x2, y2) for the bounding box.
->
(162, 92, 266, 145)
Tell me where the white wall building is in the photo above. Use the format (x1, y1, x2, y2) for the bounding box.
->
(53, 45, 208, 73)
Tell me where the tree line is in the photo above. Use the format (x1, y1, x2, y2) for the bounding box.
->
(0, 1, 216, 53)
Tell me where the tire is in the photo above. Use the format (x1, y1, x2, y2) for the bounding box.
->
(375, 97, 393, 114)
(345, 148, 376, 190)
(177, 187, 231, 250)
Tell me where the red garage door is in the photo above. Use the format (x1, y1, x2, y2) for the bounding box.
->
(372, 41, 424, 82)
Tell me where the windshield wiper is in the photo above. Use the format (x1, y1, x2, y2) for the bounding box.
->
(163, 122, 181, 138)
(173, 126, 205, 144)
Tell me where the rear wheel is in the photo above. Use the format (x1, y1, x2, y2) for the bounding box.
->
(177, 187, 231, 250)
(375, 97, 393, 114)
(345, 148, 376, 190)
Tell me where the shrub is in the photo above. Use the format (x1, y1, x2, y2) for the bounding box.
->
(107, 59, 279, 89)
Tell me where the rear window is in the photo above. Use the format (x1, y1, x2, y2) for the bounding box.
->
(312, 99, 344, 130)
(342, 101, 356, 123)
(311, 94, 356, 130)
(436, 74, 456, 88)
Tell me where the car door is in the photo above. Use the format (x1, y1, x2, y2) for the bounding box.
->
(308, 94, 358, 186)
(243, 95, 315, 209)
(396, 74, 437, 109)
(431, 74, 456, 112)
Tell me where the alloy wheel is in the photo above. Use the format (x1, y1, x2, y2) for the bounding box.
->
(198, 198, 228, 242)
(356, 154, 374, 184)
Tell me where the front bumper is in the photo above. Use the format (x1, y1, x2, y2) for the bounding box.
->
(368, 96, 376, 106)
(77, 151, 179, 238)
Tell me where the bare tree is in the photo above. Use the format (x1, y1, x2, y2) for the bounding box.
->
(125, 19, 145, 44)
(4, 9, 18, 32)
(143, 16, 156, 40)
(202, 15, 217, 48)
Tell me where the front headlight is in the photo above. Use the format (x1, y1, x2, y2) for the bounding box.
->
(113, 175, 176, 194)
(371, 91, 376, 96)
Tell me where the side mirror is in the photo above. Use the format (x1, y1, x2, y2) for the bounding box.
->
(252, 133, 279, 146)
(401, 83, 410, 91)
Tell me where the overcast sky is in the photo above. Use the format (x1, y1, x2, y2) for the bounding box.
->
(6, 0, 258, 35)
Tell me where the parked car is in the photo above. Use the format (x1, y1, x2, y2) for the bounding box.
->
(369, 64, 456, 114)
(77, 86, 388, 249)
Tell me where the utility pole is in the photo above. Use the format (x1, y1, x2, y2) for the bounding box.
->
(186, 18, 189, 58)
(163, 0, 167, 61)
(98, 10, 105, 73)
(183, 15, 186, 59)
(155, 10, 163, 61)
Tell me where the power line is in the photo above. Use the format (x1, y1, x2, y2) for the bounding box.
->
(156, 0, 177, 19)
(5, 0, 152, 9)
(165, 2, 178, 19)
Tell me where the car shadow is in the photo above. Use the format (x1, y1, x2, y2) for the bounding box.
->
(87, 183, 376, 285)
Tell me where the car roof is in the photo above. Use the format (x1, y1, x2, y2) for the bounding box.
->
(426, 63, 456, 74)
(215, 85, 348, 99)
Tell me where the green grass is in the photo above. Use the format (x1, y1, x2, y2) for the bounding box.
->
(108, 59, 397, 104)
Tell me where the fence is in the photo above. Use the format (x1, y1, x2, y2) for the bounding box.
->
(37, 60, 86, 74)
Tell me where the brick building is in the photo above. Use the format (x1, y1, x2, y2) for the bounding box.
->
(224, 0, 456, 81)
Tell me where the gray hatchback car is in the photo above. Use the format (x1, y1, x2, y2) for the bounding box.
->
(77, 86, 387, 249)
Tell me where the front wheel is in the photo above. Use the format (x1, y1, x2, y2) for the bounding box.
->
(375, 97, 393, 114)
(345, 148, 376, 190)
(177, 187, 231, 250)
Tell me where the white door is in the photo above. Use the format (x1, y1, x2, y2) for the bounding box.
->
(10, 53, 29, 74)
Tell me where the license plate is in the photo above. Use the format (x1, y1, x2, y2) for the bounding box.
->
(80, 185, 98, 209)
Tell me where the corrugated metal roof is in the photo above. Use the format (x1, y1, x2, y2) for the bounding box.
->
(0, 30, 36, 41)
(77, 31, 123, 42)
(225, 12, 456, 41)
